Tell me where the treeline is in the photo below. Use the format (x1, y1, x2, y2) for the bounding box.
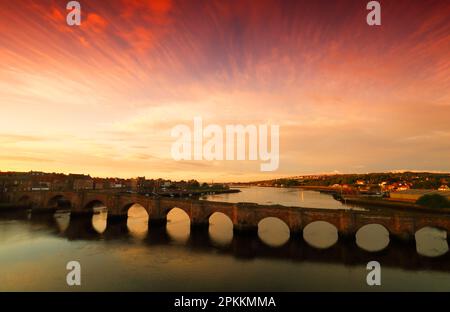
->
(261, 172, 450, 188)
(417, 194, 450, 209)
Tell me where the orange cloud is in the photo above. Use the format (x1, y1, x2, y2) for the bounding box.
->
(121, 0, 173, 24)
(0, 0, 449, 180)
(82, 13, 108, 34)
(50, 7, 64, 22)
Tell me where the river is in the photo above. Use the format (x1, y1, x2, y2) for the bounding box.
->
(0, 187, 449, 291)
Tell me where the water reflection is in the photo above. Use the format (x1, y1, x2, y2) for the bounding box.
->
(29, 212, 59, 233)
(3, 199, 449, 264)
(0, 209, 29, 222)
(127, 204, 149, 239)
(54, 211, 70, 233)
(166, 208, 190, 243)
(415, 227, 449, 257)
(303, 221, 338, 249)
(2, 187, 450, 292)
(65, 214, 100, 240)
(55, 214, 450, 272)
(208, 212, 233, 246)
(258, 217, 290, 247)
(2, 207, 450, 292)
(92, 209, 107, 234)
(356, 224, 390, 252)
(103, 218, 129, 239)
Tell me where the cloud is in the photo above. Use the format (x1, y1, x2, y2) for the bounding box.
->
(0, 0, 449, 180)
(0, 134, 46, 144)
(0, 156, 53, 162)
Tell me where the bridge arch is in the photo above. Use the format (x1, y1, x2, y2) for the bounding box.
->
(257, 217, 290, 247)
(208, 211, 233, 225)
(91, 209, 108, 234)
(355, 218, 393, 234)
(48, 194, 71, 209)
(415, 226, 449, 258)
(208, 212, 233, 246)
(356, 224, 390, 252)
(84, 199, 106, 211)
(125, 204, 149, 238)
(206, 209, 233, 224)
(120, 202, 149, 216)
(303, 221, 338, 249)
(301, 212, 342, 233)
(164, 206, 191, 220)
(166, 207, 191, 243)
(414, 224, 449, 236)
(355, 223, 392, 236)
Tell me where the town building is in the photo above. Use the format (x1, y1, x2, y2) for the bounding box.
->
(68, 174, 93, 190)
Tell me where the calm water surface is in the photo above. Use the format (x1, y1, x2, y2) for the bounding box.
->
(0, 187, 449, 291)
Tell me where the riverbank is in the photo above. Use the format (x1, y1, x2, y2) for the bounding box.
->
(342, 195, 450, 214)
(296, 185, 338, 193)
(252, 185, 450, 214)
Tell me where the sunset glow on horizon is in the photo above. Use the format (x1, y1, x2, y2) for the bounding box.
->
(1, 0, 449, 181)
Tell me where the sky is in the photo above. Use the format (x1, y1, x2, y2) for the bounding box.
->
(0, 0, 449, 182)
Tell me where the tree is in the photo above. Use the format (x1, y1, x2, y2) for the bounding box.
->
(187, 179, 200, 188)
(416, 194, 450, 209)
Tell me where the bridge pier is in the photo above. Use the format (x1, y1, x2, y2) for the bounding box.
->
(289, 229, 304, 241)
(338, 230, 356, 243)
(230, 234, 260, 258)
(188, 224, 211, 247)
(70, 210, 93, 218)
(191, 221, 210, 231)
(102, 214, 128, 239)
(233, 223, 258, 236)
(30, 207, 57, 214)
(29, 211, 57, 229)
(391, 232, 415, 244)
(103, 218, 129, 238)
(146, 226, 170, 245)
(64, 214, 99, 240)
(4, 203, 32, 211)
(289, 226, 303, 240)
(107, 214, 128, 223)
(148, 216, 167, 227)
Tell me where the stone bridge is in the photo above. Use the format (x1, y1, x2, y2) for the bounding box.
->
(6, 190, 450, 240)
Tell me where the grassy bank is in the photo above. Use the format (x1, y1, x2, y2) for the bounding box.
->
(342, 196, 450, 214)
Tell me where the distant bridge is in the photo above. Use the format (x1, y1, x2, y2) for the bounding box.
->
(4, 190, 450, 240)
